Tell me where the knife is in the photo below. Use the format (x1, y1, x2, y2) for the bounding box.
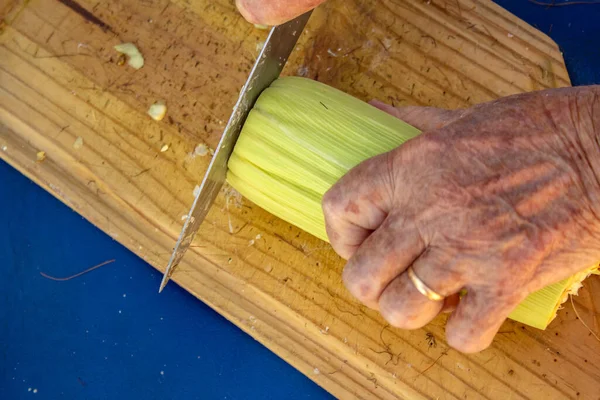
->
(159, 12, 313, 292)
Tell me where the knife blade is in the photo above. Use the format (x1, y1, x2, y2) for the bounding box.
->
(159, 12, 312, 292)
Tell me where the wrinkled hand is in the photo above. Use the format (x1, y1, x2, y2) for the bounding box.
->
(323, 86, 600, 353)
(236, 0, 326, 25)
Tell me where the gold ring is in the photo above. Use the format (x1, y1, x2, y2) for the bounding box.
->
(407, 266, 444, 301)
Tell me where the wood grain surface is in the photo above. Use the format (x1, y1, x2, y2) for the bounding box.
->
(1, 0, 599, 398)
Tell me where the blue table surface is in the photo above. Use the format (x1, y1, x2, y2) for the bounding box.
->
(1, 1, 599, 399)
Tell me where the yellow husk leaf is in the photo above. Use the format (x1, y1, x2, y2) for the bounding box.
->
(227, 76, 599, 329)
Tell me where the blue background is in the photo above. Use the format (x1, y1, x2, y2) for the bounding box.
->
(1, 1, 599, 399)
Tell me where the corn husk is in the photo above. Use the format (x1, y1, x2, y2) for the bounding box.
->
(227, 76, 599, 329)
(228, 77, 420, 241)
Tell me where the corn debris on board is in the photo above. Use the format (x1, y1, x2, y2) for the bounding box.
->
(226, 76, 599, 330)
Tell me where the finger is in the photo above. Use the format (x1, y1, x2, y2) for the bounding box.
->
(379, 273, 444, 330)
(342, 217, 426, 310)
(378, 248, 466, 329)
(236, 0, 325, 25)
(322, 153, 394, 260)
(370, 100, 463, 132)
(410, 247, 467, 300)
(445, 290, 526, 353)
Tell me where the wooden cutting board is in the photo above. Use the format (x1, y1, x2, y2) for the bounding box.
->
(1, 0, 599, 398)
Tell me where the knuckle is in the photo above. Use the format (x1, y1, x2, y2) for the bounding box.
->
(378, 288, 411, 329)
(342, 266, 376, 307)
(342, 266, 364, 297)
(446, 318, 496, 353)
(322, 186, 343, 216)
(379, 303, 411, 329)
(379, 292, 433, 330)
(446, 330, 482, 353)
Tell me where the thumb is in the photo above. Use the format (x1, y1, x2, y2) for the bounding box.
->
(370, 100, 463, 132)
(236, 0, 325, 25)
